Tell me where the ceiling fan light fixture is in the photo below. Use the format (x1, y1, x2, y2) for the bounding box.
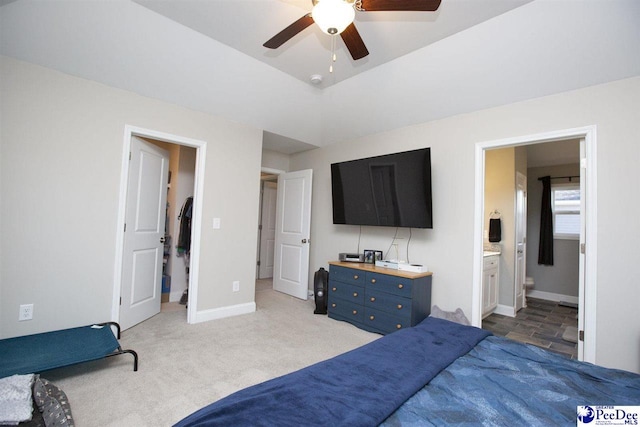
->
(311, 0, 355, 35)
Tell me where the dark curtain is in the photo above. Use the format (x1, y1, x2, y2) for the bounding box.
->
(538, 176, 554, 265)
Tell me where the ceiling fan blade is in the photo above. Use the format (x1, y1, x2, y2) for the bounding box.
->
(263, 14, 315, 49)
(359, 0, 441, 12)
(340, 23, 369, 60)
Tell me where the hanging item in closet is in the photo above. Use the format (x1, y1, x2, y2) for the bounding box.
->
(488, 210, 502, 243)
(177, 197, 193, 255)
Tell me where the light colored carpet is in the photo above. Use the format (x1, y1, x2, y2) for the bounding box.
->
(42, 282, 378, 426)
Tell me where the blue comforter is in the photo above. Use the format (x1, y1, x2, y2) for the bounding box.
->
(174, 317, 490, 427)
(382, 335, 640, 426)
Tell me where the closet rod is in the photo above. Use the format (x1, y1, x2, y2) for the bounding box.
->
(538, 175, 579, 182)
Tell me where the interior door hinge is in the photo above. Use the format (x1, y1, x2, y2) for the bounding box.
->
(580, 243, 585, 254)
(119, 297, 122, 306)
(257, 260, 261, 266)
(129, 152, 132, 161)
(124, 223, 127, 232)
(579, 330, 584, 341)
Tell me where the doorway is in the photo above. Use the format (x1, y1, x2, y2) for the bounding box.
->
(473, 126, 597, 363)
(257, 170, 279, 280)
(144, 139, 197, 308)
(113, 125, 207, 328)
(255, 167, 314, 301)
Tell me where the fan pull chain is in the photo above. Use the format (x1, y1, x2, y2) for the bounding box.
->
(329, 35, 337, 73)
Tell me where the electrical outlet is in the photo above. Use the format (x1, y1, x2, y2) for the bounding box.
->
(232, 281, 240, 292)
(19, 304, 33, 321)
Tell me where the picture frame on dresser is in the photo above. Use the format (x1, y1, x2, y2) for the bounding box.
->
(364, 250, 375, 264)
(364, 250, 383, 264)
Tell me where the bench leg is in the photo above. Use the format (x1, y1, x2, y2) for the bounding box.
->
(106, 348, 139, 371)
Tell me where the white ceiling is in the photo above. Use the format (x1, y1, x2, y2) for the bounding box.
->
(1, 0, 639, 152)
(133, 0, 533, 88)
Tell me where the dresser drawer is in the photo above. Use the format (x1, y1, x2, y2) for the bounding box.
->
(329, 281, 364, 305)
(364, 289, 411, 319)
(330, 265, 366, 286)
(365, 272, 412, 298)
(364, 306, 409, 334)
(327, 262, 432, 336)
(329, 297, 364, 323)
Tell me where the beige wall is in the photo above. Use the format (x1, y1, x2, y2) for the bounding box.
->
(0, 57, 262, 337)
(485, 148, 516, 309)
(292, 76, 640, 373)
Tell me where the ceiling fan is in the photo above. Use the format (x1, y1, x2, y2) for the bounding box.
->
(263, 0, 442, 61)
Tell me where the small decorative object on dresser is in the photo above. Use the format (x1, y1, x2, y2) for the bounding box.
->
(363, 249, 383, 264)
(327, 261, 432, 335)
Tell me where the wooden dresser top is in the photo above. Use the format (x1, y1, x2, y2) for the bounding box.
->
(328, 261, 432, 279)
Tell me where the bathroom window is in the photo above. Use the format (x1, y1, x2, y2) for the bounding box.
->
(552, 183, 580, 240)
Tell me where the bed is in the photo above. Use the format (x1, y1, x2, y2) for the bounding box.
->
(0, 322, 138, 379)
(174, 317, 640, 426)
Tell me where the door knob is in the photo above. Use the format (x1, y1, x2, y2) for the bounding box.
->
(160, 236, 166, 243)
(302, 239, 307, 243)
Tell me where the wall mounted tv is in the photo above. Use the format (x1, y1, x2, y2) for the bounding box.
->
(331, 148, 433, 229)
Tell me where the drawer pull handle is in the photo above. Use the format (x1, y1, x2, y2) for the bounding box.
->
(397, 284, 404, 289)
(331, 303, 336, 308)
(353, 275, 359, 280)
(371, 279, 376, 284)
(369, 315, 375, 320)
(397, 304, 403, 310)
(332, 287, 337, 292)
(352, 310, 358, 315)
(396, 324, 402, 329)
(370, 297, 376, 302)
(353, 292, 358, 297)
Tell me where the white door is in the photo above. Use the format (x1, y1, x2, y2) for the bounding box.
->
(120, 137, 169, 330)
(273, 169, 313, 300)
(577, 139, 586, 360)
(514, 172, 527, 311)
(258, 181, 277, 279)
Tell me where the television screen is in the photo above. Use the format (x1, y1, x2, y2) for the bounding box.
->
(331, 148, 432, 228)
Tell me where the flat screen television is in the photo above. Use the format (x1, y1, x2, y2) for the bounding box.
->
(331, 148, 433, 229)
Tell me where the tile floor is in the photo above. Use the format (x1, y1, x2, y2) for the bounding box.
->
(482, 297, 579, 359)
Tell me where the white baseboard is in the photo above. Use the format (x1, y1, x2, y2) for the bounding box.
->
(493, 304, 516, 318)
(192, 302, 256, 324)
(527, 290, 579, 305)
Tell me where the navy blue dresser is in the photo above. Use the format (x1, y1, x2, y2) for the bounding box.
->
(328, 262, 432, 335)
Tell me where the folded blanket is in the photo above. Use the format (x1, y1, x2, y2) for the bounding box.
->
(175, 317, 491, 427)
(0, 374, 34, 425)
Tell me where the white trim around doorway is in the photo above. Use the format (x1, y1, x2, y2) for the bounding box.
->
(113, 125, 207, 326)
(472, 125, 597, 364)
